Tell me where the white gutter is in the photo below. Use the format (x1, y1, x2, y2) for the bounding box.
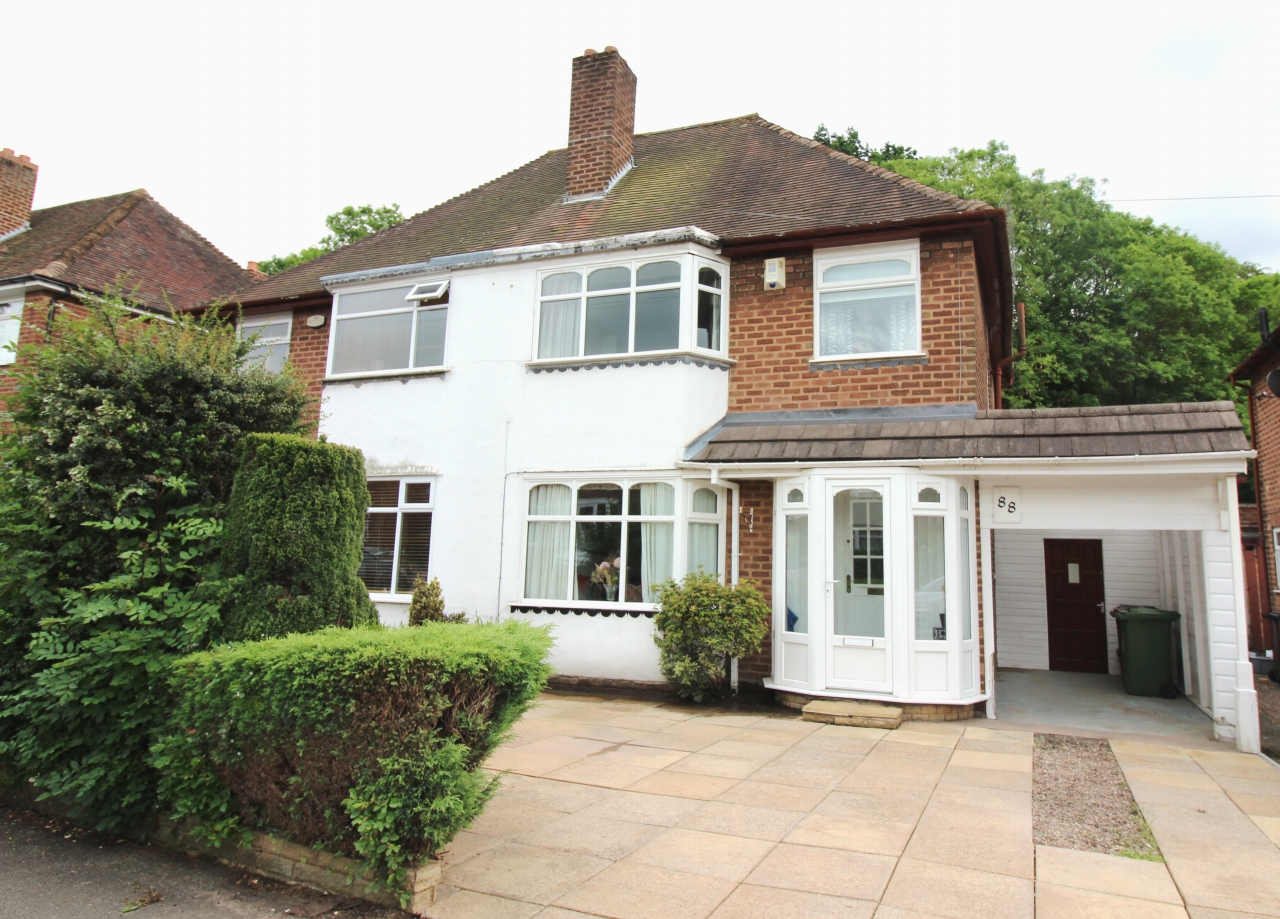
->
(319, 226, 722, 290)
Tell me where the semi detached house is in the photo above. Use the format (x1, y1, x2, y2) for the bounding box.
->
(230, 49, 1262, 752)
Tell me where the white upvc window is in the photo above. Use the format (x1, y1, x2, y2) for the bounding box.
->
(239, 312, 292, 373)
(813, 240, 922, 361)
(0, 301, 21, 366)
(359, 478, 435, 596)
(328, 280, 449, 377)
(534, 254, 728, 361)
(522, 478, 725, 606)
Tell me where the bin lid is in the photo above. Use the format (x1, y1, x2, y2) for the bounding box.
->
(1111, 605, 1180, 621)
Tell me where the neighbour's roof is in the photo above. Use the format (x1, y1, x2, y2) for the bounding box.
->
(0, 190, 253, 310)
(687, 402, 1249, 463)
(236, 115, 997, 304)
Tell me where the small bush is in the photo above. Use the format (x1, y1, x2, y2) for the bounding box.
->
(408, 577, 466, 625)
(221, 434, 376, 640)
(652, 572, 770, 703)
(152, 620, 552, 892)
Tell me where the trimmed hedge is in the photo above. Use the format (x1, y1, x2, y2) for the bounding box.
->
(151, 621, 552, 891)
(221, 434, 376, 640)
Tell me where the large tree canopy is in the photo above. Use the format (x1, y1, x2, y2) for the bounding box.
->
(815, 131, 1280, 410)
(259, 204, 405, 275)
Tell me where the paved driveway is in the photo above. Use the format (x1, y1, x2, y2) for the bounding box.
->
(429, 692, 1280, 919)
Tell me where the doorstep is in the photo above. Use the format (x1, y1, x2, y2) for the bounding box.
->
(801, 699, 905, 729)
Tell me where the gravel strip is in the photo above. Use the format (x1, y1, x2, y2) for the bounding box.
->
(1257, 675, 1280, 761)
(1032, 733, 1161, 859)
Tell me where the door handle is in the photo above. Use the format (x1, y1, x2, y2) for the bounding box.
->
(846, 574, 852, 593)
(1096, 603, 1105, 609)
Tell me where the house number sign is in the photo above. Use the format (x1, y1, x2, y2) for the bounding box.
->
(991, 487, 1021, 523)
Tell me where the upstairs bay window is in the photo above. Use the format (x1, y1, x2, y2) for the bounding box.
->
(240, 313, 291, 372)
(330, 282, 449, 376)
(814, 242, 921, 360)
(535, 256, 727, 361)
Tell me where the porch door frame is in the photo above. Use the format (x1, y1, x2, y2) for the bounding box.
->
(1043, 537, 1109, 673)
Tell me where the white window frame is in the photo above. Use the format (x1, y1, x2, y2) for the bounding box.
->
(362, 476, 436, 600)
(238, 311, 292, 372)
(0, 301, 22, 366)
(812, 239, 923, 363)
(532, 251, 730, 364)
(326, 277, 450, 379)
(519, 476, 726, 610)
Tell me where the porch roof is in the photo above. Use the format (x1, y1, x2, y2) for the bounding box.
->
(686, 401, 1249, 463)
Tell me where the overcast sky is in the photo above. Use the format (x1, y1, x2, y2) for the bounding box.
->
(8, 2, 1278, 273)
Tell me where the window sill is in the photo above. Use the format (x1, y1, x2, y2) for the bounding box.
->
(324, 367, 449, 384)
(510, 601, 657, 619)
(369, 593, 410, 604)
(527, 350, 734, 374)
(810, 352, 928, 372)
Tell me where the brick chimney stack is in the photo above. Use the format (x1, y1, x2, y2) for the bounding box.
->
(0, 148, 38, 238)
(566, 47, 636, 200)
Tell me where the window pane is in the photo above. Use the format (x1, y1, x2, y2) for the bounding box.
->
(819, 286, 916, 357)
(578, 483, 622, 516)
(332, 312, 413, 374)
(368, 481, 400, 507)
(688, 522, 720, 575)
(529, 483, 571, 515)
(823, 259, 911, 284)
(697, 290, 721, 350)
(396, 512, 432, 592)
(525, 520, 570, 599)
(915, 516, 947, 640)
(961, 520, 973, 641)
(538, 299, 581, 359)
(584, 294, 629, 356)
(698, 267, 721, 289)
(918, 487, 941, 503)
(336, 286, 414, 316)
(576, 521, 622, 601)
(0, 309, 20, 366)
(692, 488, 717, 513)
(244, 320, 290, 340)
(405, 482, 431, 504)
(627, 520, 673, 602)
(834, 489, 884, 637)
(358, 513, 396, 592)
(246, 340, 289, 373)
(959, 486, 969, 510)
(587, 266, 631, 291)
(786, 515, 808, 633)
(628, 482, 674, 516)
(634, 288, 679, 352)
(637, 261, 680, 285)
(542, 272, 582, 296)
(787, 488, 804, 503)
(413, 307, 447, 367)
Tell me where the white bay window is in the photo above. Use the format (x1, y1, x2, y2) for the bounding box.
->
(330, 281, 449, 376)
(814, 242, 921, 361)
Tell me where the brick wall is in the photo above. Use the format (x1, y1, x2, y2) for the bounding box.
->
(566, 49, 636, 198)
(0, 149, 37, 237)
(734, 480, 775, 685)
(239, 300, 332, 431)
(0, 294, 91, 412)
(1249, 359, 1280, 600)
(727, 232, 991, 412)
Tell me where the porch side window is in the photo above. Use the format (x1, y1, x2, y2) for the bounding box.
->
(960, 486, 973, 641)
(0, 301, 21, 366)
(785, 515, 808, 632)
(331, 284, 449, 375)
(688, 487, 720, 576)
(914, 515, 946, 640)
(358, 478, 434, 595)
(240, 312, 292, 373)
(815, 242, 921, 360)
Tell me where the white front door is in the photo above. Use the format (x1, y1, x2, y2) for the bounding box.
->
(827, 484, 893, 692)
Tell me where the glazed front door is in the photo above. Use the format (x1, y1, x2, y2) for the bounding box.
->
(1044, 539, 1108, 673)
(827, 486, 893, 691)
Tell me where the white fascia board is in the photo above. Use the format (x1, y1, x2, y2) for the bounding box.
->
(0, 277, 72, 300)
(680, 450, 1254, 479)
(318, 226, 722, 291)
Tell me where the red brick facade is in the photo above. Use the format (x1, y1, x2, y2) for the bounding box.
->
(0, 149, 37, 237)
(733, 480, 775, 685)
(566, 49, 636, 198)
(1245, 354, 1280, 610)
(0, 295, 91, 410)
(727, 232, 992, 412)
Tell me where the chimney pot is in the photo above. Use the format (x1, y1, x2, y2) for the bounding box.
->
(604, 45, 617, 52)
(247, 261, 259, 272)
(584, 48, 596, 55)
(0, 147, 38, 238)
(566, 48, 636, 200)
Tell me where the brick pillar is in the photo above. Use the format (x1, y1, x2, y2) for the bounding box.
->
(734, 480, 775, 687)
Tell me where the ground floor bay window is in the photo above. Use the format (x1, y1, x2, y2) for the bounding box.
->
(772, 473, 980, 703)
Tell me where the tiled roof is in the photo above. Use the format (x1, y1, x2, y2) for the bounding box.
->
(0, 190, 252, 310)
(688, 402, 1249, 463)
(237, 115, 996, 304)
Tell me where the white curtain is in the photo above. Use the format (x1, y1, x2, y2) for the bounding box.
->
(688, 522, 719, 575)
(525, 485, 571, 599)
(639, 483, 674, 602)
(819, 285, 916, 357)
(538, 299, 580, 359)
(914, 516, 947, 640)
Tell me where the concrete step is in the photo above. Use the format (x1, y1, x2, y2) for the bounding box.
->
(801, 699, 904, 729)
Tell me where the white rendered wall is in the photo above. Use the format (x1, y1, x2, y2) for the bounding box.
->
(993, 530, 1163, 674)
(507, 611, 664, 682)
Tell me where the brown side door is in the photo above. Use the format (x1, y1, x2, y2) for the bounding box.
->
(1044, 539, 1108, 673)
(1242, 535, 1268, 653)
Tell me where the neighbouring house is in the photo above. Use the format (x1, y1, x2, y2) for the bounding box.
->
(0, 147, 256, 407)
(226, 48, 1261, 751)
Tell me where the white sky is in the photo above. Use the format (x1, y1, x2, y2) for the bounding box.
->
(8, 1, 1279, 272)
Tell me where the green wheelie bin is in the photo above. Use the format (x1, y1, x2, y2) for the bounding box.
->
(1111, 606, 1181, 698)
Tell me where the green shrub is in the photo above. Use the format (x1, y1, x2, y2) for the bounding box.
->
(0, 293, 309, 828)
(221, 434, 376, 640)
(652, 572, 770, 702)
(152, 620, 552, 893)
(408, 577, 466, 625)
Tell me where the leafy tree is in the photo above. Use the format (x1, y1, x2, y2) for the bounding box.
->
(259, 204, 405, 275)
(813, 124, 919, 165)
(0, 292, 310, 828)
